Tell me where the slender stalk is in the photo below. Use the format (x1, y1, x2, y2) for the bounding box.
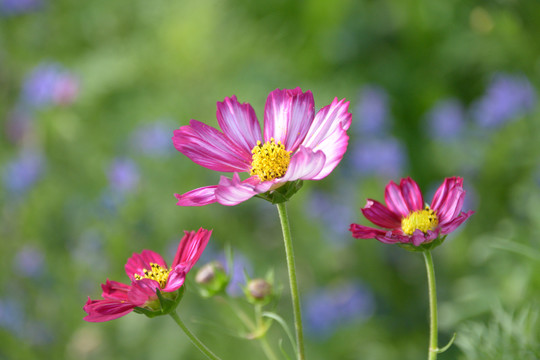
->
(423, 250, 438, 360)
(255, 305, 280, 360)
(222, 296, 278, 360)
(276, 202, 305, 360)
(169, 311, 222, 360)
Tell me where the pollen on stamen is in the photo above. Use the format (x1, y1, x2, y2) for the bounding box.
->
(133, 262, 171, 288)
(401, 206, 439, 236)
(250, 138, 291, 181)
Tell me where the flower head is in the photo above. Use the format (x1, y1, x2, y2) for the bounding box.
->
(172, 87, 352, 206)
(83, 228, 211, 322)
(350, 177, 473, 248)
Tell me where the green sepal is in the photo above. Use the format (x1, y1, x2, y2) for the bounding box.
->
(133, 286, 185, 318)
(398, 235, 448, 252)
(255, 180, 303, 204)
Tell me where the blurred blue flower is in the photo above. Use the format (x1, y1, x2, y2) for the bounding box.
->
(21, 62, 79, 108)
(354, 85, 390, 137)
(0, 298, 24, 336)
(107, 158, 140, 194)
(426, 98, 465, 141)
(14, 246, 45, 278)
(2, 149, 45, 195)
(472, 73, 536, 129)
(224, 252, 252, 296)
(304, 281, 375, 339)
(131, 120, 175, 156)
(349, 137, 406, 178)
(0, 0, 42, 16)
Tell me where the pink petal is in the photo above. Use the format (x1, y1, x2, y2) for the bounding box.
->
(436, 187, 465, 224)
(361, 199, 402, 229)
(263, 88, 315, 152)
(101, 280, 130, 301)
(400, 177, 424, 212)
(280, 146, 326, 182)
(384, 181, 410, 218)
(83, 297, 135, 322)
(374, 234, 406, 244)
(128, 279, 159, 306)
(349, 223, 389, 239)
(216, 95, 262, 154)
(301, 98, 352, 180)
(430, 177, 463, 212)
(174, 186, 218, 206)
(440, 210, 474, 234)
(162, 264, 188, 292)
(172, 120, 251, 172)
(171, 228, 212, 270)
(125, 250, 168, 282)
(215, 174, 273, 206)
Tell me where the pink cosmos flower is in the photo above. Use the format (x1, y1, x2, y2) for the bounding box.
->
(84, 228, 211, 322)
(350, 177, 474, 247)
(172, 87, 352, 206)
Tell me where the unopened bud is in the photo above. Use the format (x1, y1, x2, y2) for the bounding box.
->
(194, 261, 228, 298)
(196, 261, 224, 284)
(247, 278, 273, 303)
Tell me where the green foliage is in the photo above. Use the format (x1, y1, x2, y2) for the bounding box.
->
(456, 305, 540, 360)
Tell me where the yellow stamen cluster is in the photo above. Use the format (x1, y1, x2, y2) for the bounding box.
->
(134, 263, 170, 288)
(401, 206, 439, 236)
(250, 138, 291, 181)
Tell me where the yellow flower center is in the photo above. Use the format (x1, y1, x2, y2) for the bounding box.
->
(401, 206, 439, 236)
(134, 263, 170, 288)
(250, 138, 291, 181)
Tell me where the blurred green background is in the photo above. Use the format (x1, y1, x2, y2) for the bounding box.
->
(1, 0, 540, 359)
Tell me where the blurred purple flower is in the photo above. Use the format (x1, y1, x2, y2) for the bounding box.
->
(224, 252, 252, 296)
(0, 298, 24, 336)
(349, 137, 406, 178)
(472, 73, 536, 129)
(131, 121, 174, 156)
(426, 99, 465, 140)
(21, 62, 79, 108)
(354, 85, 390, 137)
(3, 150, 45, 195)
(107, 158, 139, 193)
(0, 0, 42, 16)
(304, 281, 375, 339)
(14, 246, 45, 278)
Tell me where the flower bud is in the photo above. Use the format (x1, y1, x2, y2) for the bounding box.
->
(246, 278, 273, 305)
(194, 261, 229, 298)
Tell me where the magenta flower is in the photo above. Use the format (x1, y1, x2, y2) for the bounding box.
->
(172, 87, 352, 206)
(84, 228, 211, 322)
(350, 177, 473, 247)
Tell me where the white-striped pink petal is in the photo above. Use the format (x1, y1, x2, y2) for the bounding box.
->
(216, 95, 262, 154)
(172, 120, 251, 172)
(263, 88, 315, 152)
(280, 146, 326, 182)
(301, 98, 352, 180)
(174, 186, 218, 206)
(215, 174, 273, 206)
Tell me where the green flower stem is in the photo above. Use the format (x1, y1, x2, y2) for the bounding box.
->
(169, 311, 222, 360)
(423, 250, 438, 360)
(255, 304, 280, 360)
(222, 296, 278, 360)
(276, 202, 305, 360)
